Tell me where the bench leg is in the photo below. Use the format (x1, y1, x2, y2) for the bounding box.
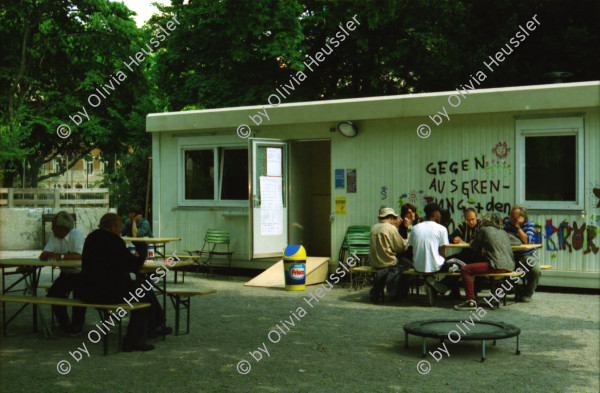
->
(119, 318, 123, 352)
(516, 335, 521, 355)
(175, 296, 180, 336)
(186, 298, 192, 334)
(481, 340, 486, 362)
(421, 337, 427, 358)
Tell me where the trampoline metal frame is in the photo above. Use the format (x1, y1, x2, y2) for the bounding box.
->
(404, 320, 521, 362)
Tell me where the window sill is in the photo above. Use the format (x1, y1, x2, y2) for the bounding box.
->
(172, 206, 248, 212)
(526, 209, 585, 216)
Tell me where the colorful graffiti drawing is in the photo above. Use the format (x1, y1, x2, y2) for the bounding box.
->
(408, 189, 419, 203)
(492, 141, 511, 160)
(572, 222, 585, 251)
(485, 142, 512, 178)
(586, 184, 600, 225)
(558, 220, 573, 253)
(380, 186, 388, 200)
(584, 226, 599, 255)
(544, 219, 558, 251)
(533, 224, 542, 245)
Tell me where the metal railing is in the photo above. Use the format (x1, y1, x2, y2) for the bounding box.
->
(0, 188, 109, 208)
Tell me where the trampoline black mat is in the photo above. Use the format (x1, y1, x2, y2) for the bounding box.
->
(403, 319, 520, 341)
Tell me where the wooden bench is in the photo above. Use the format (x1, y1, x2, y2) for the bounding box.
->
(350, 265, 552, 306)
(0, 294, 150, 355)
(161, 288, 217, 336)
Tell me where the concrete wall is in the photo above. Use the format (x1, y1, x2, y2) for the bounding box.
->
(0, 207, 114, 250)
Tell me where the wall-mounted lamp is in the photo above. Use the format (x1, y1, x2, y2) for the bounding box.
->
(337, 121, 358, 138)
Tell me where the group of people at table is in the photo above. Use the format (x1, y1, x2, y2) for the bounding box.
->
(38, 206, 170, 352)
(368, 202, 541, 310)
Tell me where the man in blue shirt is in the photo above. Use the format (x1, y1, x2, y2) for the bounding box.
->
(121, 205, 153, 258)
(503, 205, 541, 302)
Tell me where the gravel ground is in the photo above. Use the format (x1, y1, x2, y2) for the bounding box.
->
(0, 267, 598, 393)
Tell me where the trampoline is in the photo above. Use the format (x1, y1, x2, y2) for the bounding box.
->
(403, 319, 521, 362)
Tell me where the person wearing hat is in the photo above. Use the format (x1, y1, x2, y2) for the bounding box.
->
(368, 207, 409, 303)
(369, 207, 408, 269)
(454, 214, 516, 310)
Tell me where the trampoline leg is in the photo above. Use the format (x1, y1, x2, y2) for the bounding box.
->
(422, 337, 427, 358)
(480, 340, 486, 362)
(404, 331, 408, 349)
(516, 335, 521, 355)
(493, 339, 496, 346)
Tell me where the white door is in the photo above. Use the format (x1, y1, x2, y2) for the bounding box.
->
(249, 138, 288, 258)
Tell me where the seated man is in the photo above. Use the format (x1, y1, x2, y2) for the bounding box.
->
(369, 207, 409, 302)
(409, 203, 450, 294)
(454, 214, 515, 310)
(503, 205, 541, 302)
(369, 207, 408, 269)
(449, 208, 482, 264)
(121, 205, 153, 258)
(40, 211, 86, 335)
(79, 213, 171, 352)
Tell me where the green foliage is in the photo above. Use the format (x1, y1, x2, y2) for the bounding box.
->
(0, 0, 159, 186)
(151, 0, 599, 111)
(101, 143, 152, 218)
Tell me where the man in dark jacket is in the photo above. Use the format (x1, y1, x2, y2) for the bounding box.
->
(454, 214, 516, 311)
(79, 213, 169, 352)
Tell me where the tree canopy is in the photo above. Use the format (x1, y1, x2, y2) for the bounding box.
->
(0, 0, 158, 187)
(1, 0, 598, 188)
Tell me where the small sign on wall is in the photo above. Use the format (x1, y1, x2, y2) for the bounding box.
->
(335, 169, 345, 189)
(335, 196, 347, 215)
(347, 169, 357, 193)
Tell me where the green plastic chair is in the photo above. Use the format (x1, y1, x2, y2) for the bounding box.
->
(338, 225, 371, 263)
(346, 232, 371, 290)
(186, 229, 233, 276)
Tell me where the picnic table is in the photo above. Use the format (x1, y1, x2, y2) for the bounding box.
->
(121, 237, 181, 258)
(440, 243, 543, 258)
(0, 257, 193, 334)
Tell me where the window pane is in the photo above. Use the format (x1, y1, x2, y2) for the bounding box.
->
(185, 150, 214, 200)
(221, 149, 248, 200)
(525, 135, 576, 201)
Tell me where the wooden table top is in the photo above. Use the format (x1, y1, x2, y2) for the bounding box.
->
(442, 243, 543, 250)
(122, 237, 181, 244)
(0, 257, 192, 271)
(0, 258, 82, 268)
(139, 260, 194, 273)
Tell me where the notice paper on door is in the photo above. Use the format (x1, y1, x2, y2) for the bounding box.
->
(266, 147, 282, 177)
(260, 176, 283, 235)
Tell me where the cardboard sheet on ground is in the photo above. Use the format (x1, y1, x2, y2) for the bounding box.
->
(244, 257, 330, 288)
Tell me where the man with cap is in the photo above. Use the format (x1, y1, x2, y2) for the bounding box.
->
(369, 207, 408, 269)
(368, 207, 409, 303)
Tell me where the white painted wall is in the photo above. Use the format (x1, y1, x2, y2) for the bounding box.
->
(0, 207, 114, 250)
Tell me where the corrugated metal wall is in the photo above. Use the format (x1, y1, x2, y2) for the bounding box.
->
(329, 109, 599, 274)
(153, 104, 599, 279)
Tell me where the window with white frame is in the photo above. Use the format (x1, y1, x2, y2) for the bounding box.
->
(86, 160, 94, 174)
(52, 157, 61, 172)
(515, 117, 584, 210)
(181, 146, 248, 206)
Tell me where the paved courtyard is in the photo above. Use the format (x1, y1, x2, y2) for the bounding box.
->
(0, 265, 598, 393)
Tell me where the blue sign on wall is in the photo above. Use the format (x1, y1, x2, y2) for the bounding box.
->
(335, 169, 345, 189)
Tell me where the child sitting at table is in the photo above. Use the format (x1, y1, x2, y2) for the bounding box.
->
(448, 208, 482, 264)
